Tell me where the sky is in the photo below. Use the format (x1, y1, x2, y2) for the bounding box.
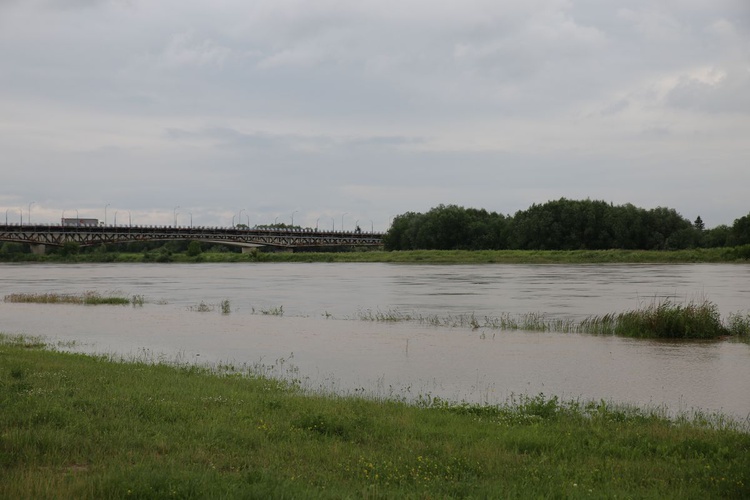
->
(1, 0, 749, 231)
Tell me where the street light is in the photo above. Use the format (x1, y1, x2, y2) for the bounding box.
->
(316, 217, 320, 230)
(28, 201, 34, 225)
(114, 211, 118, 227)
(341, 212, 348, 232)
(291, 210, 298, 227)
(239, 209, 246, 227)
(188, 212, 193, 228)
(173, 206, 180, 227)
(331, 217, 335, 231)
(370, 220, 374, 232)
(5, 208, 9, 225)
(105, 203, 110, 226)
(128, 211, 132, 227)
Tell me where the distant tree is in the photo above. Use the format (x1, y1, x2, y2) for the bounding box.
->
(731, 213, 750, 246)
(703, 225, 731, 247)
(694, 216, 705, 231)
(186, 240, 202, 257)
(60, 241, 80, 256)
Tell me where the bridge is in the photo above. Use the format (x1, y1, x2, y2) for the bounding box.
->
(0, 224, 384, 254)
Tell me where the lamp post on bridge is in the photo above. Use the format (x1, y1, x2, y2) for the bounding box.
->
(370, 220, 374, 232)
(128, 211, 131, 227)
(5, 208, 10, 225)
(341, 212, 348, 232)
(239, 209, 246, 228)
(104, 203, 110, 226)
(114, 211, 118, 227)
(188, 212, 193, 228)
(28, 202, 34, 225)
(291, 210, 298, 227)
(316, 217, 320, 230)
(173, 206, 180, 227)
(331, 217, 335, 231)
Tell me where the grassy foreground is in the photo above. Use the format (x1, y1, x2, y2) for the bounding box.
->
(2, 335, 748, 499)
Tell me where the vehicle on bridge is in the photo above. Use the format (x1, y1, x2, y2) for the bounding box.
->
(61, 218, 99, 227)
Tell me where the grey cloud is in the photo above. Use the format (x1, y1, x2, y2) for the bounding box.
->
(666, 68, 750, 114)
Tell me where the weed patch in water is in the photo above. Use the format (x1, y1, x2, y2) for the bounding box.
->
(257, 305, 284, 316)
(4, 291, 130, 306)
(357, 300, 749, 340)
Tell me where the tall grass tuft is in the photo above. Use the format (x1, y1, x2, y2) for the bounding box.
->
(220, 299, 231, 314)
(612, 300, 726, 339)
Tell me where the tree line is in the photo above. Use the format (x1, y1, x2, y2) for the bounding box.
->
(384, 199, 750, 251)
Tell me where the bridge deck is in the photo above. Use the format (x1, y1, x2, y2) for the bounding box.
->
(0, 224, 384, 249)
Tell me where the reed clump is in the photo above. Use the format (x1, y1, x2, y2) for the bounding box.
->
(612, 300, 725, 339)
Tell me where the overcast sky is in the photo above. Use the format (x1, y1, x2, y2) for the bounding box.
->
(1, 0, 748, 230)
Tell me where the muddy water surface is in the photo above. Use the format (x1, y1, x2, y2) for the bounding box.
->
(1, 263, 749, 419)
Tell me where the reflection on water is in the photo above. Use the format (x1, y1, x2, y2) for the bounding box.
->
(1, 263, 749, 420)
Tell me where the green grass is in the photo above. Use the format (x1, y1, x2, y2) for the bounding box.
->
(4, 246, 750, 263)
(3, 291, 131, 306)
(1, 334, 748, 499)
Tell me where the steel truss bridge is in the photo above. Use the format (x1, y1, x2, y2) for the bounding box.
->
(0, 224, 384, 254)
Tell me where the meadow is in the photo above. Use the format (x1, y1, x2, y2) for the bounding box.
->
(1, 334, 749, 499)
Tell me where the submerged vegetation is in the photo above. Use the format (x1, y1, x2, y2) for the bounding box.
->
(1, 334, 748, 498)
(5, 288, 748, 340)
(359, 300, 750, 340)
(3, 291, 131, 306)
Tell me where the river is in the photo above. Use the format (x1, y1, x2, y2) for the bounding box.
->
(1, 262, 749, 420)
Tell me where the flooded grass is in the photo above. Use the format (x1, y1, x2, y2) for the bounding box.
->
(357, 300, 750, 340)
(1, 334, 748, 499)
(3, 291, 130, 306)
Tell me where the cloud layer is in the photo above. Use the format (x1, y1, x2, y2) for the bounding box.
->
(1, 0, 748, 229)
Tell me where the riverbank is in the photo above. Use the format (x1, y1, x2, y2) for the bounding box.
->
(2, 334, 748, 499)
(2, 245, 750, 264)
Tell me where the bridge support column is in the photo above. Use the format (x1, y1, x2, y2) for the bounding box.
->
(30, 244, 46, 255)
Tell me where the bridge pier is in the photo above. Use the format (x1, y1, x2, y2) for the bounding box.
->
(30, 244, 46, 255)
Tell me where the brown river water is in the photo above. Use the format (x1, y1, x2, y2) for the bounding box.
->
(1, 263, 749, 420)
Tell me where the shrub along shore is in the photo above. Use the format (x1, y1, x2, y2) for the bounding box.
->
(2, 334, 749, 499)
